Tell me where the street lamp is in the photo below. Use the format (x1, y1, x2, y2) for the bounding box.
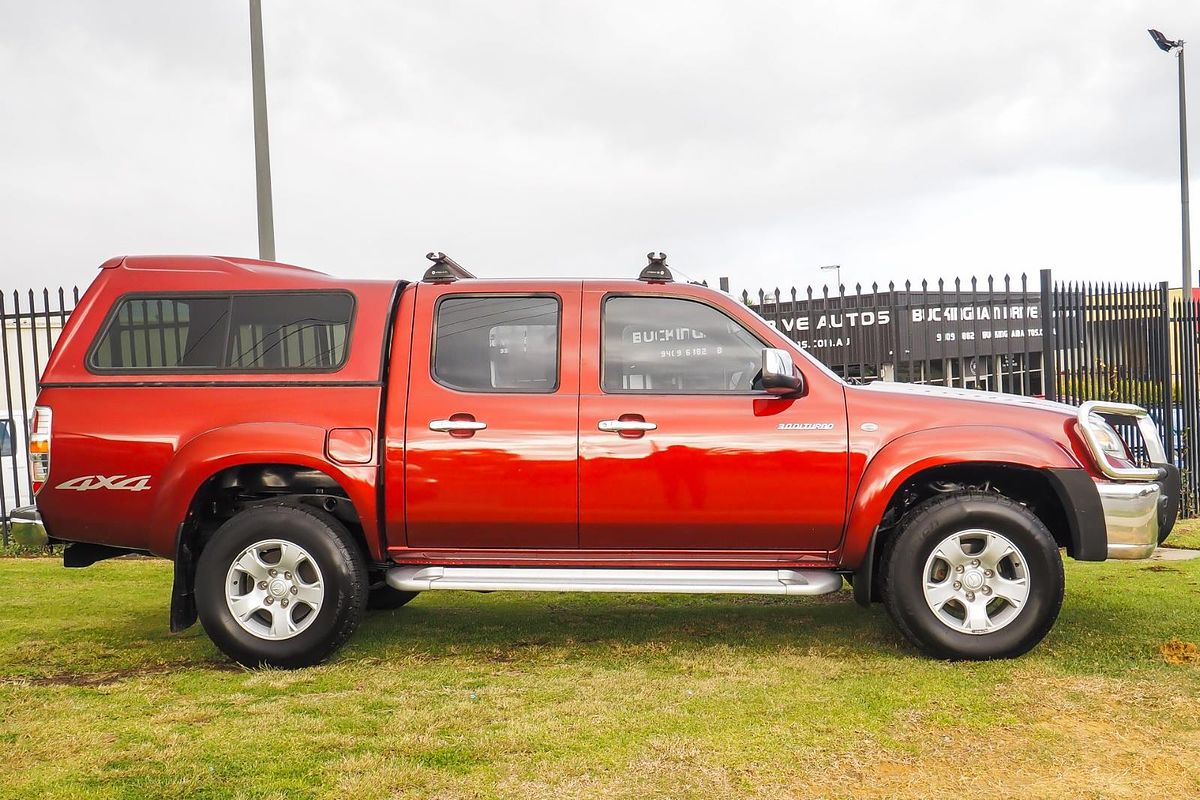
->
(1148, 29, 1192, 296)
(820, 264, 842, 289)
(249, 0, 275, 261)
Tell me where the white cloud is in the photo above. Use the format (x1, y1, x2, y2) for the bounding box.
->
(0, 0, 1194, 295)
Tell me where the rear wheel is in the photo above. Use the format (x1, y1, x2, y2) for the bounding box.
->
(195, 503, 368, 668)
(880, 492, 1064, 660)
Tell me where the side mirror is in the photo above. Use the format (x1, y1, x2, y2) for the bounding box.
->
(761, 348, 805, 396)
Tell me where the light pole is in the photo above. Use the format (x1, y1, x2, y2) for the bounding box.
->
(820, 264, 842, 290)
(249, 0, 275, 261)
(1149, 29, 1192, 297)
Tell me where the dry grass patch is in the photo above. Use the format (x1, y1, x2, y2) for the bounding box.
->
(1161, 639, 1200, 665)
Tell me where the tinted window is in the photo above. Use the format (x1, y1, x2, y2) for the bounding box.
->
(90, 293, 353, 372)
(603, 296, 763, 393)
(434, 296, 559, 392)
(0, 419, 12, 458)
(228, 294, 352, 369)
(91, 297, 230, 369)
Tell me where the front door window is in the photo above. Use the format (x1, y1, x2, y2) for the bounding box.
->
(602, 296, 763, 393)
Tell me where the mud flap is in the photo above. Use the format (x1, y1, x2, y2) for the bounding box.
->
(853, 530, 878, 607)
(170, 526, 198, 633)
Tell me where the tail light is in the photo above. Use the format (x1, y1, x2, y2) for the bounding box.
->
(29, 405, 51, 495)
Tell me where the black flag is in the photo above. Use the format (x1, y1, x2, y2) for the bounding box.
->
(1148, 29, 1181, 52)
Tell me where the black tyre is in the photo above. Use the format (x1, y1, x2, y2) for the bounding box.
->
(880, 491, 1064, 660)
(195, 503, 368, 669)
(367, 580, 419, 611)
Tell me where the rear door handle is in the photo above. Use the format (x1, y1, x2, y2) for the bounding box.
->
(598, 419, 657, 433)
(430, 417, 487, 434)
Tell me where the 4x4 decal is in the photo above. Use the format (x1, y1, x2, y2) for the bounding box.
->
(55, 475, 152, 492)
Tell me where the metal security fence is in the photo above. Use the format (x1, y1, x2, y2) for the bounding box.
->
(1, 287, 79, 543)
(1, 273, 1196, 544)
(1044, 281, 1171, 408)
(735, 270, 1198, 519)
(1043, 278, 1199, 517)
(738, 273, 1045, 394)
(1170, 294, 1200, 516)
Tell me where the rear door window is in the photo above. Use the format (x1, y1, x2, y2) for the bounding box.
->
(432, 295, 560, 392)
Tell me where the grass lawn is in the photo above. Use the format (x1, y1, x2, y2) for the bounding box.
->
(1163, 515, 1200, 550)
(1, 521, 1199, 799)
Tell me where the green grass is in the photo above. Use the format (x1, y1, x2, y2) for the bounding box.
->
(2, 529, 1200, 799)
(1164, 516, 1200, 550)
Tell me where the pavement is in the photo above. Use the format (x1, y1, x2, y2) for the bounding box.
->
(1150, 547, 1200, 561)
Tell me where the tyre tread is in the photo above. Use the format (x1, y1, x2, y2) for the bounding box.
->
(879, 490, 1064, 660)
(283, 502, 369, 665)
(196, 501, 369, 668)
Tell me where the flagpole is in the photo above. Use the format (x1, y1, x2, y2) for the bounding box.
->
(1178, 45, 1192, 297)
(249, 0, 276, 262)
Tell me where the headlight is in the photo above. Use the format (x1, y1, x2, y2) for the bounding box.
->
(1087, 413, 1131, 460)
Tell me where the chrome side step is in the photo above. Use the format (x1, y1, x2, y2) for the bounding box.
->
(385, 566, 844, 596)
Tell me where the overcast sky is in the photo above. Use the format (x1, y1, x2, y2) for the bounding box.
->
(0, 1, 1196, 295)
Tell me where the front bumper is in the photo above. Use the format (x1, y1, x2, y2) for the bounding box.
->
(8, 505, 48, 548)
(1098, 463, 1178, 560)
(1099, 482, 1162, 559)
(1076, 402, 1179, 560)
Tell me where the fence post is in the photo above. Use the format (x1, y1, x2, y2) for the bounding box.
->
(1039, 268, 1056, 401)
(1160, 281, 1174, 460)
(718, 277, 729, 293)
(888, 283, 901, 382)
(1183, 289, 1199, 466)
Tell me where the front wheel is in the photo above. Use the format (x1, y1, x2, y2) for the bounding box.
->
(880, 492, 1064, 660)
(195, 503, 368, 668)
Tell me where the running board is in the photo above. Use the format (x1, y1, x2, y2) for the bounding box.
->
(385, 566, 844, 596)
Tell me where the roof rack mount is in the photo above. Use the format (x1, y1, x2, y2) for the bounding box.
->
(638, 251, 673, 283)
(423, 252, 476, 283)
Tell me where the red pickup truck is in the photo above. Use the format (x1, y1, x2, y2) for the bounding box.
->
(17, 253, 1178, 667)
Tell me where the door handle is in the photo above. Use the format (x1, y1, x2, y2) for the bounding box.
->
(429, 418, 487, 433)
(598, 419, 657, 433)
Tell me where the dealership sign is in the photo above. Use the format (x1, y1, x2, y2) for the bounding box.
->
(760, 292, 1043, 363)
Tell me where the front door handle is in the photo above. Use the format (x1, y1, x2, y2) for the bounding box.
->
(598, 419, 657, 433)
(598, 416, 658, 437)
(429, 415, 487, 436)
